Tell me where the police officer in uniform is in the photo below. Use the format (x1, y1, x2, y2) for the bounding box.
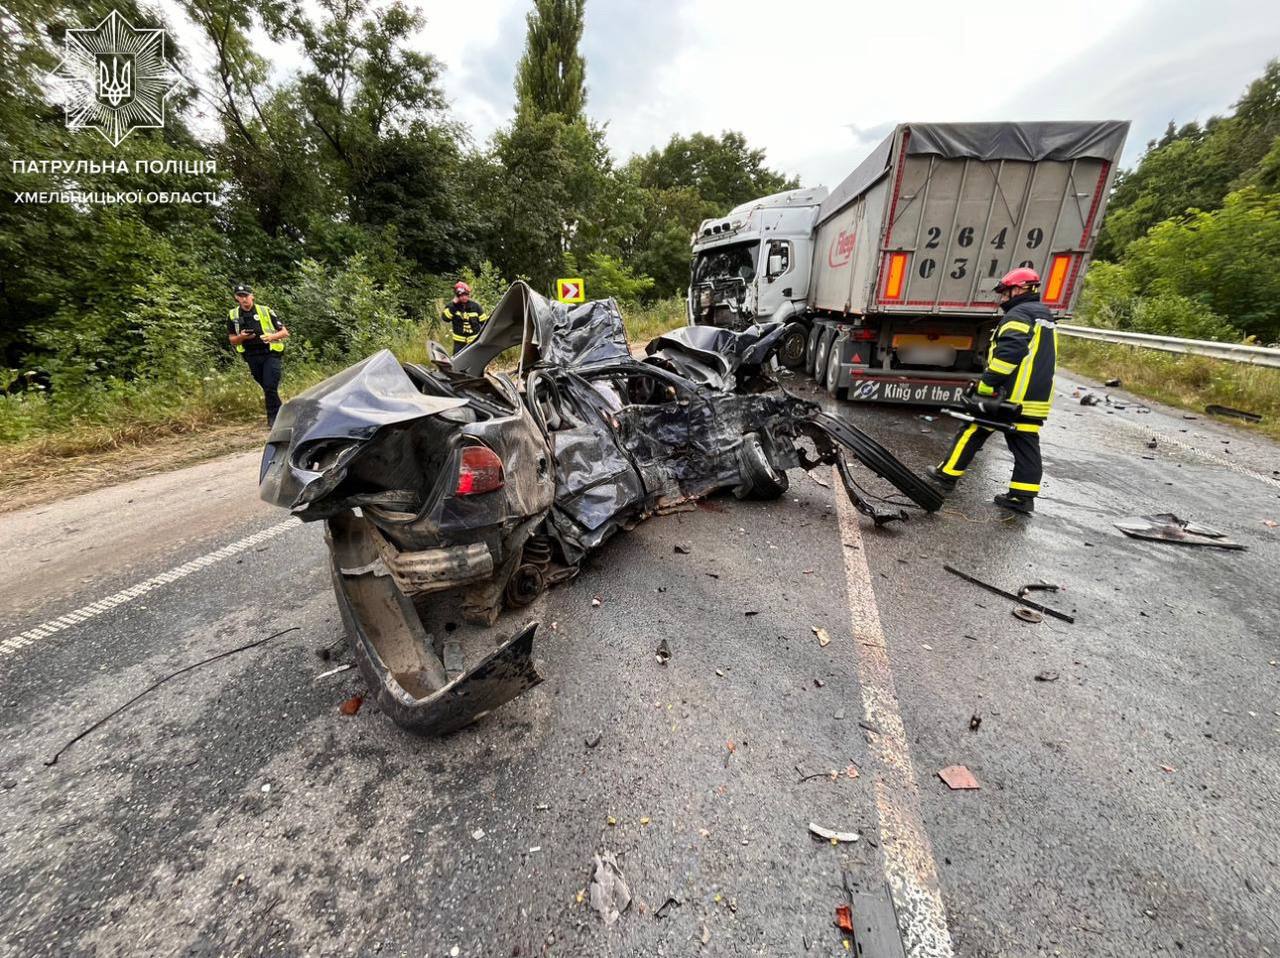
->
(227, 284, 289, 426)
(928, 267, 1056, 514)
(442, 281, 487, 354)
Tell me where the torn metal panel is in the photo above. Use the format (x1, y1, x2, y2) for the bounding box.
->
(1114, 514, 1246, 551)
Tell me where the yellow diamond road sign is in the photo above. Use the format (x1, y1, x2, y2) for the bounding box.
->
(556, 278, 585, 303)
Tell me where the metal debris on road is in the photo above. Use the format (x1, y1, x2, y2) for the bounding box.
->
(673, 543, 691, 554)
(809, 822, 860, 844)
(1104, 378, 1122, 387)
(969, 713, 982, 731)
(654, 897, 681, 919)
(938, 765, 981, 790)
(43, 626, 301, 767)
(1017, 581, 1061, 598)
(1205, 404, 1262, 423)
(814, 626, 832, 647)
(655, 638, 671, 665)
(340, 695, 363, 716)
(315, 664, 353, 680)
(1114, 514, 1246, 550)
(944, 564, 1076, 623)
(1013, 607, 1044, 623)
(588, 852, 632, 925)
(1034, 671, 1060, 682)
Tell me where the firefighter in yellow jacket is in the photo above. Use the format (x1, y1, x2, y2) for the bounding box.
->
(928, 267, 1056, 515)
(442, 281, 487, 354)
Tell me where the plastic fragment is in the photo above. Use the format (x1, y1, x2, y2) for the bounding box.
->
(339, 695, 363, 715)
(814, 627, 832, 647)
(808, 822, 860, 843)
(938, 765, 980, 790)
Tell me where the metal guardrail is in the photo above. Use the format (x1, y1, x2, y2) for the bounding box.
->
(1057, 324, 1280, 369)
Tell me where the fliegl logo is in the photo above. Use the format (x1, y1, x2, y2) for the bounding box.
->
(52, 9, 180, 147)
(828, 228, 857, 268)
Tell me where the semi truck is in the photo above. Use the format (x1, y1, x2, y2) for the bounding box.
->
(687, 121, 1129, 404)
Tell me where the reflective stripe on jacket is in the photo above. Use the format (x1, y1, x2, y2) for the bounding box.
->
(229, 304, 284, 353)
(979, 295, 1056, 420)
(443, 300, 487, 346)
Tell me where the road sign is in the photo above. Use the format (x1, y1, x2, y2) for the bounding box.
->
(556, 277, 585, 303)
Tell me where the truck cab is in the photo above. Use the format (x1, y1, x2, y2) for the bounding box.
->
(687, 187, 827, 336)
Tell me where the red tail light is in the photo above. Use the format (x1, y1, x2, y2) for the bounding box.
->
(456, 445, 504, 496)
(850, 328, 878, 341)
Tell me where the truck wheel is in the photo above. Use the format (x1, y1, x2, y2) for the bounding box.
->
(825, 343, 847, 400)
(813, 328, 835, 384)
(805, 324, 823, 376)
(735, 431, 789, 500)
(777, 324, 808, 369)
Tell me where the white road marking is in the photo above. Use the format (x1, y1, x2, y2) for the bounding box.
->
(1108, 415, 1280, 491)
(834, 468, 956, 958)
(1, 519, 297, 658)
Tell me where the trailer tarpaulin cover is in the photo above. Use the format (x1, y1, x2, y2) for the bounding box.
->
(904, 121, 1129, 163)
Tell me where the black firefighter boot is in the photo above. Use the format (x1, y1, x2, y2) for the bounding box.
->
(993, 493, 1035, 515)
(927, 465, 958, 492)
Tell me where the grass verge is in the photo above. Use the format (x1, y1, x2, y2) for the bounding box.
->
(1059, 337, 1280, 442)
(0, 299, 688, 513)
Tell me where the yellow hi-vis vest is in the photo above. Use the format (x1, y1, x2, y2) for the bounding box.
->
(230, 303, 284, 353)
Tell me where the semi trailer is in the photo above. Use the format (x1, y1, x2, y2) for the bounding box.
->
(687, 121, 1129, 404)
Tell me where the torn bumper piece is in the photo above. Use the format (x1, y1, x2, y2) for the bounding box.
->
(328, 513, 542, 735)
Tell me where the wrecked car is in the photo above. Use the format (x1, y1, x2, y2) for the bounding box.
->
(259, 282, 941, 734)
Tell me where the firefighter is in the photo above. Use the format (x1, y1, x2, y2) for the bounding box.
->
(928, 267, 1056, 515)
(442, 281, 487, 354)
(226, 284, 289, 426)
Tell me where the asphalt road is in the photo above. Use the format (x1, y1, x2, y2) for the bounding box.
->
(1, 370, 1277, 957)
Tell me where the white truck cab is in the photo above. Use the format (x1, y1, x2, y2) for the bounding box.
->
(687, 187, 827, 350)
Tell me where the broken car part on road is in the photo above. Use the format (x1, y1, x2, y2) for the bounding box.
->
(1114, 514, 1246, 551)
(942, 564, 1076, 623)
(259, 282, 940, 735)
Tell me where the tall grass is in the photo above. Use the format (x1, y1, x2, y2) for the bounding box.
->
(1059, 338, 1280, 441)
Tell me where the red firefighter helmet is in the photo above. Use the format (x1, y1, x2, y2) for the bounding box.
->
(994, 267, 1040, 293)
(454, 281, 471, 295)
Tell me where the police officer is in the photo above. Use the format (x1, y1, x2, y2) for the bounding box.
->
(227, 284, 289, 426)
(928, 267, 1056, 515)
(442, 281, 487, 354)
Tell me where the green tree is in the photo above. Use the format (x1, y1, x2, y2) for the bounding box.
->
(513, 0, 586, 120)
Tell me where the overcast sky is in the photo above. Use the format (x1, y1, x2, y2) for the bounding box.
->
(167, 0, 1280, 188)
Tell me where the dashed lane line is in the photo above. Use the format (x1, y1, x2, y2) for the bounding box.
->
(834, 467, 956, 958)
(0, 519, 298, 658)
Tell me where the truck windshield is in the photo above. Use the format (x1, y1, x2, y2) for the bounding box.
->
(692, 242, 758, 284)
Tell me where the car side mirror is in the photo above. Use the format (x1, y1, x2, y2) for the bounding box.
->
(767, 253, 784, 278)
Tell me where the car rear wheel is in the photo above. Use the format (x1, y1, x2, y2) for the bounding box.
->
(735, 431, 789, 500)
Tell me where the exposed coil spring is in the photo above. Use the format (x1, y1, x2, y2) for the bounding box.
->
(523, 534, 553, 566)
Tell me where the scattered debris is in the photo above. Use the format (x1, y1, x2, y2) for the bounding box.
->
(834, 709, 846, 721)
(1080, 393, 1101, 407)
(701, 924, 711, 946)
(1159, 764, 1177, 773)
(1263, 520, 1278, 529)
(835, 904, 855, 933)
(943, 564, 1076, 623)
(814, 627, 832, 647)
(858, 720, 880, 735)
(744, 610, 760, 617)
(1017, 582, 1061, 598)
(1114, 514, 1246, 551)
(585, 731, 602, 749)
(591, 597, 602, 607)
(809, 822, 860, 844)
(1146, 439, 1157, 449)
(673, 543, 692, 555)
(1013, 607, 1044, 624)
(969, 713, 982, 731)
(655, 639, 671, 664)
(43, 627, 301, 767)
(654, 897, 681, 919)
(813, 678, 825, 688)
(340, 695, 363, 716)
(588, 853, 632, 925)
(1205, 404, 1262, 423)
(316, 664, 353, 680)
(1034, 671, 1060, 682)
(1104, 378, 1121, 387)
(938, 765, 981, 790)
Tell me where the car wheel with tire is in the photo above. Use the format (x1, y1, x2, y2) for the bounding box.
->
(777, 324, 809, 369)
(734, 431, 790, 500)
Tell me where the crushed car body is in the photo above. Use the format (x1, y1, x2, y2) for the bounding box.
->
(259, 281, 941, 734)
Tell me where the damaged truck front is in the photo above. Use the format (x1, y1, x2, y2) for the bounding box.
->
(260, 282, 941, 735)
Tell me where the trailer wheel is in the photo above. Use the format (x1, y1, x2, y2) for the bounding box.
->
(825, 343, 847, 400)
(813, 328, 836, 384)
(805, 324, 823, 376)
(735, 431, 789, 500)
